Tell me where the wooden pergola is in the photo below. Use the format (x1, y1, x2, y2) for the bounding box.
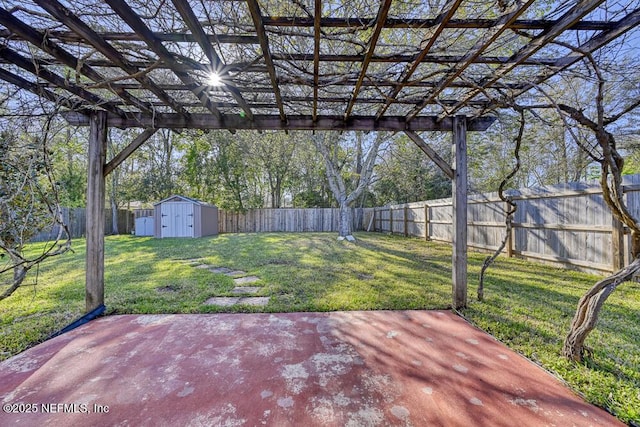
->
(1, 0, 638, 312)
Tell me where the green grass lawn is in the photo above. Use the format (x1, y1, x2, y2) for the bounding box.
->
(1, 232, 639, 423)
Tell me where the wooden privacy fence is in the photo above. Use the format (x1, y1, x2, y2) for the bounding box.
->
(30, 208, 134, 242)
(372, 175, 640, 274)
(218, 208, 374, 233)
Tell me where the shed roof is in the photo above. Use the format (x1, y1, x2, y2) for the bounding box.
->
(153, 194, 215, 207)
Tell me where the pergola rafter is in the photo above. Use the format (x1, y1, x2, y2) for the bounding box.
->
(0, 6, 154, 115)
(104, 0, 223, 120)
(33, 0, 190, 117)
(0, 0, 637, 312)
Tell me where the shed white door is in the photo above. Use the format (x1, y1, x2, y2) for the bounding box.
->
(161, 202, 194, 237)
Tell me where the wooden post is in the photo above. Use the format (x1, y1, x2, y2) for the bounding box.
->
(404, 205, 408, 237)
(506, 200, 514, 258)
(452, 115, 468, 309)
(612, 215, 625, 271)
(86, 111, 107, 313)
(424, 204, 431, 241)
(389, 207, 393, 234)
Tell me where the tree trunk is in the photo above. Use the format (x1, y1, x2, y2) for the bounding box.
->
(110, 197, 119, 235)
(563, 256, 640, 361)
(338, 202, 352, 237)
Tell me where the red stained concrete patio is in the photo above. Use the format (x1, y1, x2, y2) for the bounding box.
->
(0, 310, 621, 426)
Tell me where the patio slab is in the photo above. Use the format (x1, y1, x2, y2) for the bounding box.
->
(236, 297, 270, 306)
(208, 267, 232, 274)
(0, 311, 622, 426)
(230, 286, 262, 295)
(224, 270, 247, 277)
(233, 276, 260, 285)
(203, 296, 240, 306)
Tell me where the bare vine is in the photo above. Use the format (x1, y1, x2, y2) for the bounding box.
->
(478, 108, 524, 301)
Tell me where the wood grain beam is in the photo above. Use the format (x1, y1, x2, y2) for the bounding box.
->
(441, 0, 607, 119)
(62, 112, 496, 132)
(343, 0, 392, 120)
(271, 53, 556, 65)
(260, 17, 618, 31)
(312, 0, 321, 122)
(246, 0, 286, 122)
(451, 115, 468, 309)
(86, 111, 107, 313)
(0, 67, 87, 111)
(8, 31, 259, 44)
(0, 6, 153, 114)
(34, 0, 189, 117)
(171, 0, 254, 120)
(104, 128, 157, 176)
(104, 0, 222, 120)
(0, 46, 127, 117)
(375, 0, 463, 120)
(491, 7, 640, 115)
(406, 0, 535, 122)
(404, 130, 454, 179)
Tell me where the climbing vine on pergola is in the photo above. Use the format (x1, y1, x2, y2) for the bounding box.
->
(0, 0, 638, 361)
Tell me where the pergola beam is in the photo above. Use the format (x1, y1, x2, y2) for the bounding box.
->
(343, 0, 392, 120)
(0, 30, 258, 44)
(260, 17, 620, 31)
(0, 67, 87, 111)
(171, 0, 254, 120)
(442, 0, 606, 119)
(34, 0, 189, 117)
(0, 46, 127, 117)
(312, 0, 321, 122)
(404, 131, 454, 179)
(104, 0, 222, 120)
(483, 7, 640, 115)
(271, 53, 558, 66)
(406, 0, 535, 121)
(62, 112, 496, 132)
(375, 0, 463, 120)
(246, 0, 286, 122)
(104, 128, 158, 176)
(0, 6, 153, 114)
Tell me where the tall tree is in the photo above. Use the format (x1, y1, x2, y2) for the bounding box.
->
(313, 131, 389, 238)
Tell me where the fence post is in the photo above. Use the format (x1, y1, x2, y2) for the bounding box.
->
(404, 205, 408, 237)
(389, 207, 393, 234)
(505, 200, 513, 258)
(612, 215, 625, 271)
(424, 204, 430, 241)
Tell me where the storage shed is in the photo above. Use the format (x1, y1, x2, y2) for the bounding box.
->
(153, 195, 218, 238)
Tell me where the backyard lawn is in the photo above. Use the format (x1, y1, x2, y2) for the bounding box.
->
(1, 232, 639, 423)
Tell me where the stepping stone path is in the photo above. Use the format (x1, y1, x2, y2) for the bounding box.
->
(183, 259, 269, 307)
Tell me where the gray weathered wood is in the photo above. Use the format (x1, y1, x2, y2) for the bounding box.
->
(452, 115, 468, 309)
(104, 128, 157, 176)
(404, 130, 454, 179)
(86, 112, 107, 312)
(62, 112, 496, 132)
(612, 216, 625, 271)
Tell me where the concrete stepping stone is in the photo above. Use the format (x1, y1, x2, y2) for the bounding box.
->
(236, 297, 269, 306)
(203, 297, 240, 306)
(224, 270, 247, 277)
(230, 286, 261, 295)
(233, 276, 260, 285)
(209, 267, 232, 274)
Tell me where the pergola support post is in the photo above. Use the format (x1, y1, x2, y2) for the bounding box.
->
(452, 115, 468, 309)
(86, 111, 107, 312)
